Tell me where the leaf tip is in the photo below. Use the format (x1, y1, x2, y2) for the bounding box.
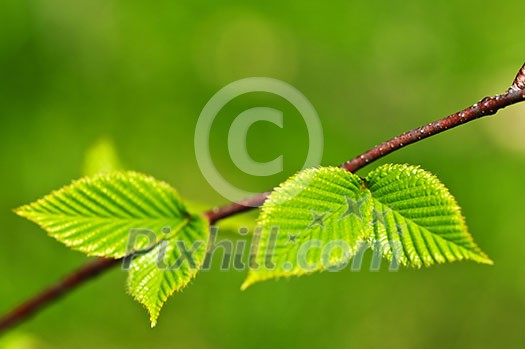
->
(149, 318, 158, 328)
(13, 204, 32, 219)
(241, 272, 262, 290)
(479, 255, 494, 266)
(240, 281, 252, 291)
(143, 303, 161, 328)
(470, 247, 493, 266)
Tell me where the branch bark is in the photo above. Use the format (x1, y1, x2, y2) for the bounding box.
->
(1, 62, 524, 334)
(343, 66, 525, 172)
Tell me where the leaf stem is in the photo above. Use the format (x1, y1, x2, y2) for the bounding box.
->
(1, 62, 524, 334)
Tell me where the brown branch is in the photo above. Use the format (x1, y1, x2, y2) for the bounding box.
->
(1, 62, 524, 335)
(204, 191, 271, 224)
(0, 258, 120, 333)
(0, 194, 272, 334)
(343, 64, 525, 172)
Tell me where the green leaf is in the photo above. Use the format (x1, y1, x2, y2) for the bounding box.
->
(365, 164, 492, 267)
(82, 137, 123, 176)
(243, 164, 492, 288)
(16, 171, 211, 326)
(15, 171, 197, 258)
(242, 167, 373, 289)
(127, 214, 208, 327)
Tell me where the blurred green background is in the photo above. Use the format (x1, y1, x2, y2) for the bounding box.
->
(1, 0, 524, 348)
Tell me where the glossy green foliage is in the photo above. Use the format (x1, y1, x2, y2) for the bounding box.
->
(82, 137, 123, 176)
(16, 171, 209, 326)
(15, 172, 196, 258)
(15, 164, 492, 326)
(365, 164, 492, 267)
(242, 167, 373, 289)
(243, 165, 491, 288)
(127, 214, 208, 327)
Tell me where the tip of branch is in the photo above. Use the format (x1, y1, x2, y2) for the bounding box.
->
(512, 63, 525, 90)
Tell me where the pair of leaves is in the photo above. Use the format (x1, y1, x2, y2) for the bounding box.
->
(242, 164, 492, 288)
(15, 172, 208, 327)
(16, 164, 492, 326)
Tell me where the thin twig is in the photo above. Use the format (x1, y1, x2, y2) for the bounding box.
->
(1, 62, 524, 335)
(343, 64, 525, 172)
(0, 193, 268, 334)
(0, 258, 120, 333)
(204, 191, 271, 224)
